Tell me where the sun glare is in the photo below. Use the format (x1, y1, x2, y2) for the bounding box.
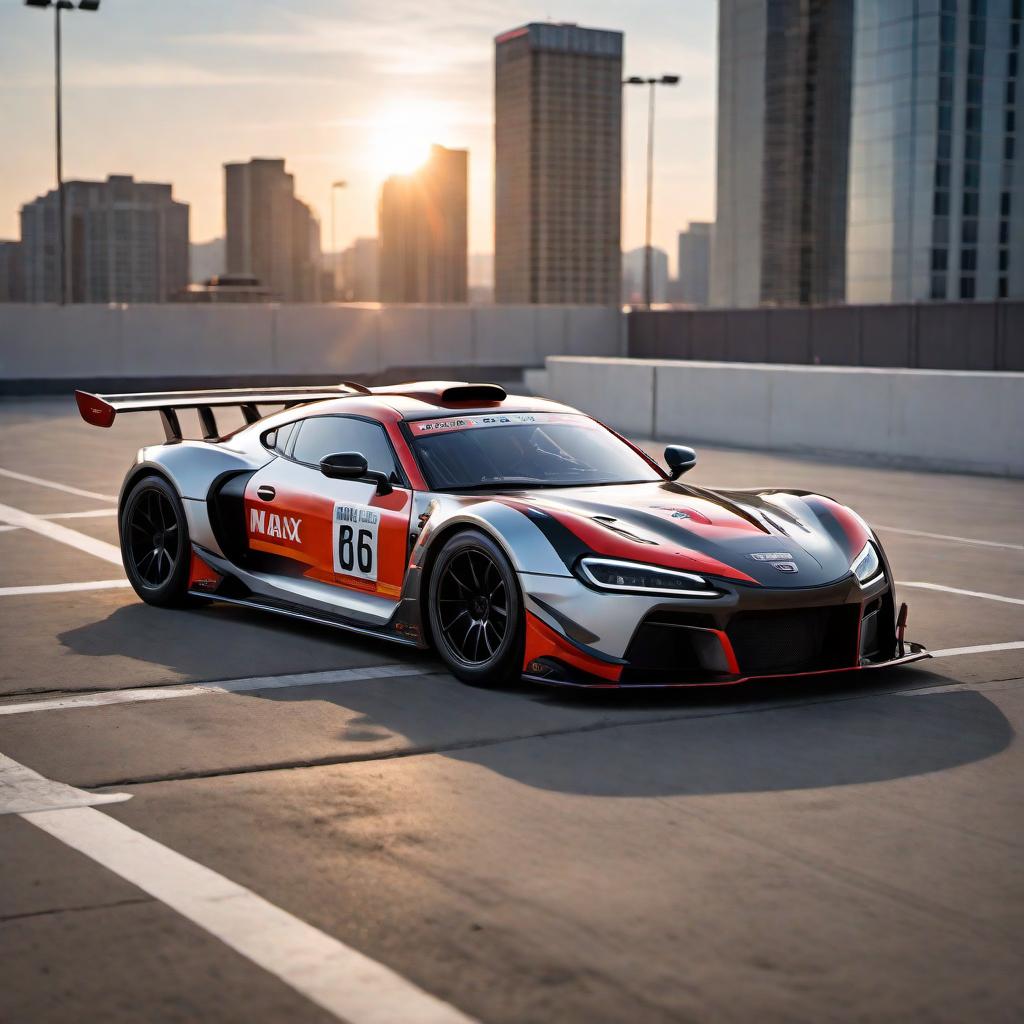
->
(369, 103, 449, 177)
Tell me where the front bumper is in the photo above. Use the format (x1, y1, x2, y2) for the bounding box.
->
(521, 569, 930, 689)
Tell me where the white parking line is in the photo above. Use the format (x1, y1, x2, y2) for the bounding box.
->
(875, 524, 1024, 552)
(901, 581, 1024, 607)
(0, 752, 130, 815)
(2, 752, 475, 1024)
(0, 508, 118, 534)
(0, 663, 432, 716)
(929, 641, 1024, 659)
(27, 807, 477, 1024)
(0, 580, 130, 598)
(0, 466, 117, 503)
(0, 500, 122, 565)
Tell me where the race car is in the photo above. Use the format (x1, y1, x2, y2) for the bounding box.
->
(76, 380, 928, 688)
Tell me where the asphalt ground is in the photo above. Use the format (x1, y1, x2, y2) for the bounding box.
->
(0, 397, 1021, 1024)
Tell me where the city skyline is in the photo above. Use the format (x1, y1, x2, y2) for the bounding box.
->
(0, 0, 716, 273)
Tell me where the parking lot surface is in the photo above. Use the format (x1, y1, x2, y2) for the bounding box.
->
(1, 397, 1022, 1024)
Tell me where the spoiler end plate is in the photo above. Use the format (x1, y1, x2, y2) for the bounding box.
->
(75, 390, 116, 428)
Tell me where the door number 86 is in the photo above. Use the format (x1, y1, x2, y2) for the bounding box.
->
(337, 524, 374, 574)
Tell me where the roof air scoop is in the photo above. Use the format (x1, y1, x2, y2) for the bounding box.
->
(441, 383, 507, 403)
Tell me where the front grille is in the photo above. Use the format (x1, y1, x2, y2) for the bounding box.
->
(621, 618, 725, 684)
(726, 606, 858, 675)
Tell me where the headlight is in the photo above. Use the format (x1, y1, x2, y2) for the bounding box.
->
(576, 556, 722, 597)
(852, 542, 883, 584)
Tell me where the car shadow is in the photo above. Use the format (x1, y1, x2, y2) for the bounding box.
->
(256, 661, 1015, 798)
(56, 601, 429, 682)
(57, 602, 1015, 799)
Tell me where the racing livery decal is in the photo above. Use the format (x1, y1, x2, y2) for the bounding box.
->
(333, 502, 380, 581)
(249, 508, 302, 543)
(406, 411, 593, 436)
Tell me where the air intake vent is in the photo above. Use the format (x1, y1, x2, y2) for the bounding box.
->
(440, 384, 507, 403)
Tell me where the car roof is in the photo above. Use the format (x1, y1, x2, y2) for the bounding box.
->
(257, 381, 582, 428)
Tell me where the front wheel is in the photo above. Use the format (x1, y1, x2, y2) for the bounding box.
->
(120, 474, 196, 607)
(427, 530, 524, 687)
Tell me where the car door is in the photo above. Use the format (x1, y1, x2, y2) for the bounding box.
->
(245, 415, 413, 605)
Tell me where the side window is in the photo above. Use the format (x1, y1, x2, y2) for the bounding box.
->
(292, 417, 401, 481)
(262, 421, 296, 454)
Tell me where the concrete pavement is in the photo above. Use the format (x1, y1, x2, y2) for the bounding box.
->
(0, 397, 1022, 1023)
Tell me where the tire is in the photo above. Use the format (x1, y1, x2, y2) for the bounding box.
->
(119, 474, 196, 608)
(427, 529, 524, 687)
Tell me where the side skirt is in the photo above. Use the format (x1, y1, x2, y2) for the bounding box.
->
(187, 591, 421, 648)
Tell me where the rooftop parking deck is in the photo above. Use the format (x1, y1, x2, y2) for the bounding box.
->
(1, 396, 1022, 1024)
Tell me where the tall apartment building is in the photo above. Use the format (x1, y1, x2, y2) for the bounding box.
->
(494, 22, 623, 305)
(622, 246, 669, 304)
(20, 175, 189, 303)
(379, 145, 468, 303)
(224, 158, 321, 302)
(847, 0, 1023, 302)
(0, 242, 24, 302)
(676, 222, 712, 305)
(711, 0, 854, 307)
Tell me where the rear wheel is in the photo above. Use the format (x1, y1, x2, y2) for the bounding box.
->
(120, 475, 195, 607)
(428, 530, 524, 687)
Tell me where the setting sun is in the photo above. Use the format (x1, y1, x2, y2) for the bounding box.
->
(369, 102, 450, 177)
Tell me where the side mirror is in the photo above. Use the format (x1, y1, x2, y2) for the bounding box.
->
(320, 452, 367, 479)
(319, 452, 393, 495)
(664, 445, 697, 480)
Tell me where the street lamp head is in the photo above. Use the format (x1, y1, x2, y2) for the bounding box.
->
(660, 75, 681, 85)
(26, 1, 101, 9)
(623, 76, 645, 85)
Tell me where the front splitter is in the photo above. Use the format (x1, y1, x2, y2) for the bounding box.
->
(523, 641, 930, 689)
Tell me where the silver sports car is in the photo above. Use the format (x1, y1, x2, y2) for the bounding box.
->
(76, 380, 928, 687)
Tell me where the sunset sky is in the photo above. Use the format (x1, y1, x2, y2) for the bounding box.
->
(1, 0, 716, 271)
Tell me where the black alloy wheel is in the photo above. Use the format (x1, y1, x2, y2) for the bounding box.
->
(428, 530, 524, 686)
(127, 487, 180, 586)
(120, 475, 195, 607)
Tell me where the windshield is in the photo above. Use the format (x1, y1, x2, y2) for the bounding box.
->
(408, 413, 663, 490)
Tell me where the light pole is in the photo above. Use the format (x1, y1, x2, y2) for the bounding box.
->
(25, 0, 101, 305)
(25, 0, 100, 303)
(624, 74, 679, 308)
(330, 179, 347, 298)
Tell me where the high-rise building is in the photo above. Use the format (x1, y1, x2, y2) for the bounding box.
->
(847, 0, 1023, 303)
(622, 246, 669, 304)
(711, 0, 853, 307)
(0, 241, 24, 302)
(224, 158, 321, 302)
(379, 145, 468, 303)
(676, 222, 713, 306)
(19, 175, 189, 303)
(494, 22, 623, 305)
(338, 238, 380, 302)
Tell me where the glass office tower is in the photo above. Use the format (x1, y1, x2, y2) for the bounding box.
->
(712, 0, 854, 308)
(847, 0, 1022, 302)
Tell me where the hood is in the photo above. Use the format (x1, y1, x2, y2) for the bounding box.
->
(513, 481, 872, 588)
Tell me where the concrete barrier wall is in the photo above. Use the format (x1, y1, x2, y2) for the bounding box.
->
(629, 301, 1024, 372)
(0, 303, 625, 390)
(544, 356, 1024, 477)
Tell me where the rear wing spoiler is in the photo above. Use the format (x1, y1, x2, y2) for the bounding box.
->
(74, 382, 370, 442)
